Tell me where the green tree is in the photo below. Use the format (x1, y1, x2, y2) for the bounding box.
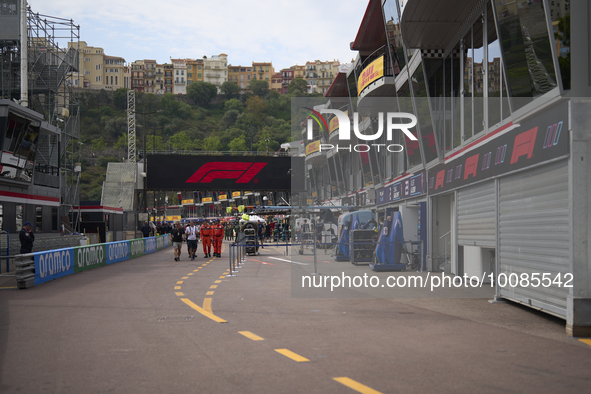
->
(113, 88, 129, 110)
(222, 109, 240, 128)
(92, 137, 107, 153)
(203, 135, 221, 151)
(288, 78, 308, 95)
(228, 136, 248, 152)
(170, 130, 201, 151)
(224, 98, 244, 113)
(220, 81, 240, 98)
(186, 81, 218, 106)
(248, 79, 269, 97)
(254, 127, 279, 154)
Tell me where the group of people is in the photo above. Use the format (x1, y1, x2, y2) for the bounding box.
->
(169, 219, 225, 262)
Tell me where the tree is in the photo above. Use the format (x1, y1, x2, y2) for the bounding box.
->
(248, 79, 269, 97)
(113, 88, 129, 110)
(254, 127, 279, 154)
(228, 136, 249, 152)
(288, 78, 308, 95)
(170, 130, 201, 151)
(220, 81, 240, 98)
(186, 81, 218, 106)
(203, 135, 221, 151)
(224, 98, 244, 113)
(222, 109, 240, 128)
(92, 137, 107, 153)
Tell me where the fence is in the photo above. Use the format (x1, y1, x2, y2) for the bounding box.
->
(14, 235, 171, 289)
(1, 233, 88, 274)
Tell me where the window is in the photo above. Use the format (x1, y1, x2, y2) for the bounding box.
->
(197, 73, 201, 78)
(115, 76, 118, 85)
(16, 205, 23, 232)
(188, 73, 192, 78)
(35, 206, 42, 232)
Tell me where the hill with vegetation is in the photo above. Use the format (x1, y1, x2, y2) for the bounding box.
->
(75, 78, 316, 201)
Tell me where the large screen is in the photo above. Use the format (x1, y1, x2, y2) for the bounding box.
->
(147, 154, 304, 191)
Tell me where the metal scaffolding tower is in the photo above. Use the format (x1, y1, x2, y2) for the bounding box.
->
(127, 89, 136, 163)
(0, 4, 81, 218)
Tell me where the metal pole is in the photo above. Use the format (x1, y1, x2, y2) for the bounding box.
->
(143, 111, 147, 213)
(312, 218, 319, 275)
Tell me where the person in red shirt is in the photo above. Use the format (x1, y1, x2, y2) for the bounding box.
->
(212, 220, 224, 257)
(200, 220, 212, 258)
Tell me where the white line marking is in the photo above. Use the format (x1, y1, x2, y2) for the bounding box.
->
(268, 256, 308, 265)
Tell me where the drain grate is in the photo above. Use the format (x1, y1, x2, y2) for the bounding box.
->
(158, 316, 195, 322)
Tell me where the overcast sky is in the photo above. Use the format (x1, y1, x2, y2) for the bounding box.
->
(27, 0, 366, 71)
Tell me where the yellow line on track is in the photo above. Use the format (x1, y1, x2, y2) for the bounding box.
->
(174, 286, 181, 290)
(203, 297, 213, 313)
(182, 276, 189, 279)
(579, 339, 591, 347)
(175, 292, 184, 296)
(181, 298, 227, 323)
(274, 349, 309, 362)
(0, 286, 17, 289)
(206, 291, 214, 296)
(176, 281, 183, 284)
(333, 377, 383, 394)
(214, 280, 222, 284)
(219, 276, 226, 279)
(238, 331, 264, 341)
(210, 285, 218, 289)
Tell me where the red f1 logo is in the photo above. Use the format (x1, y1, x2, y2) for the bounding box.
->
(186, 162, 268, 184)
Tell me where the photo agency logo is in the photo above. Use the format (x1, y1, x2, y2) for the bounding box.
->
(304, 107, 418, 153)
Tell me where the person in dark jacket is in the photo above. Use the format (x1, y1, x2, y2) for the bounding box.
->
(19, 221, 35, 254)
(140, 222, 151, 237)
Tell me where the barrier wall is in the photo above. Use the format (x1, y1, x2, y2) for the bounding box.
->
(15, 235, 170, 289)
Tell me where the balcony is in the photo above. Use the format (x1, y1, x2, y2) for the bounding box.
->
(356, 45, 397, 107)
(305, 138, 327, 165)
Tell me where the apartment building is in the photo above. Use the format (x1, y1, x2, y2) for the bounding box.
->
(203, 54, 228, 89)
(143, 60, 157, 94)
(171, 58, 188, 94)
(68, 41, 128, 90)
(252, 62, 274, 83)
(163, 63, 174, 93)
(130, 60, 145, 93)
(187, 59, 204, 86)
(270, 72, 282, 92)
(304, 59, 340, 95)
(227, 65, 253, 92)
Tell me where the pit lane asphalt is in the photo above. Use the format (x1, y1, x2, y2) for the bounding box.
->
(1, 242, 590, 393)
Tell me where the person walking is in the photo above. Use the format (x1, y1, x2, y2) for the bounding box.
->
(170, 221, 184, 261)
(212, 220, 224, 257)
(185, 220, 198, 261)
(19, 221, 35, 254)
(200, 219, 212, 258)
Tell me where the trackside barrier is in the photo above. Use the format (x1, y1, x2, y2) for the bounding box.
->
(14, 235, 171, 289)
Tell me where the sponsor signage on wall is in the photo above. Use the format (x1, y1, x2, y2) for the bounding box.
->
(130, 239, 145, 258)
(74, 244, 107, 273)
(376, 172, 426, 206)
(147, 155, 303, 191)
(305, 141, 321, 155)
(145, 237, 157, 254)
(358, 56, 384, 94)
(34, 248, 75, 285)
(428, 101, 569, 195)
(106, 241, 130, 265)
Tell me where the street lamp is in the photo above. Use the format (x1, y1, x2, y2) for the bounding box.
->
(132, 108, 163, 213)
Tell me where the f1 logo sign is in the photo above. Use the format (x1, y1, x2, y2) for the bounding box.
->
(186, 162, 267, 184)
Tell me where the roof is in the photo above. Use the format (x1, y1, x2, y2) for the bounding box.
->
(324, 72, 349, 98)
(350, 0, 386, 53)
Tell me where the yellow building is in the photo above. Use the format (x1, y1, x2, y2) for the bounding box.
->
(187, 59, 204, 86)
(252, 62, 274, 83)
(144, 59, 157, 94)
(68, 41, 127, 91)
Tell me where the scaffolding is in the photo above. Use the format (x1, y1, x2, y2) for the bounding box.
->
(0, 4, 81, 218)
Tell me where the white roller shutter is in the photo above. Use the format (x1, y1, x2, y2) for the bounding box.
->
(457, 180, 496, 247)
(498, 160, 570, 318)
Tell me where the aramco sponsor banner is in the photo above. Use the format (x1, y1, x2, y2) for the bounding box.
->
(145, 237, 157, 254)
(130, 238, 145, 258)
(74, 244, 107, 273)
(34, 248, 75, 285)
(106, 241, 130, 265)
(156, 236, 164, 249)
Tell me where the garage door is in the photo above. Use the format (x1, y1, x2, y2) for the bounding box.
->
(457, 180, 496, 248)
